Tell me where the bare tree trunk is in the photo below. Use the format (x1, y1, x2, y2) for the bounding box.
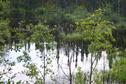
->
(103, 54, 105, 84)
(67, 49, 72, 84)
(43, 42, 47, 84)
(89, 54, 93, 84)
(68, 63, 72, 84)
(43, 53, 45, 84)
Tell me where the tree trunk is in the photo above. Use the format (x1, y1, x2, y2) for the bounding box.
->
(67, 49, 72, 84)
(43, 42, 47, 84)
(69, 66, 72, 84)
(89, 54, 93, 84)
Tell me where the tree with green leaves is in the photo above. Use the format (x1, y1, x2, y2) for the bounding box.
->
(76, 9, 115, 84)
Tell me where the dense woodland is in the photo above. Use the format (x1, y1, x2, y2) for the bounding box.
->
(0, 0, 126, 84)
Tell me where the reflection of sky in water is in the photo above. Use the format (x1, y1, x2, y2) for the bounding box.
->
(1, 44, 109, 83)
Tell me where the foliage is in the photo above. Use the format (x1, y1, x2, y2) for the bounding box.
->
(110, 51, 126, 82)
(93, 70, 103, 84)
(17, 51, 31, 63)
(0, 20, 10, 46)
(0, 0, 126, 83)
(63, 6, 89, 22)
(31, 23, 54, 49)
(0, 0, 10, 19)
(35, 78, 44, 84)
(76, 9, 115, 53)
(75, 9, 116, 84)
(25, 63, 39, 78)
(75, 67, 85, 84)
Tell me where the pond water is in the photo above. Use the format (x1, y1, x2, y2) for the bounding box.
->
(0, 43, 109, 84)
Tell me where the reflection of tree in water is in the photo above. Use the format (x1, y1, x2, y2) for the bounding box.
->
(0, 0, 126, 83)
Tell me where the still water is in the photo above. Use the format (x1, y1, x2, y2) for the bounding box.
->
(0, 43, 109, 83)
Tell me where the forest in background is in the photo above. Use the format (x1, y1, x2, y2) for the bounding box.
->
(0, 0, 126, 84)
